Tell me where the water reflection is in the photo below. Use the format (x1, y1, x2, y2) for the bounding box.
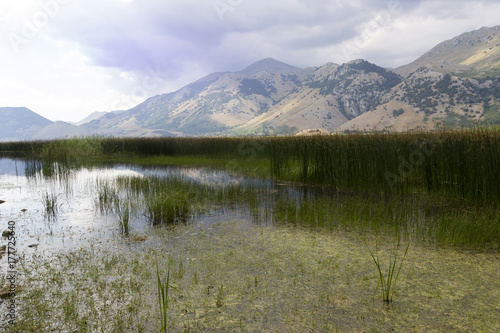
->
(0, 158, 23, 177)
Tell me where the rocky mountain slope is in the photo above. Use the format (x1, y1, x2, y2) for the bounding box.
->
(396, 26, 500, 78)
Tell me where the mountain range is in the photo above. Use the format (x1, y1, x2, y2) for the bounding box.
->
(2, 25, 500, 141)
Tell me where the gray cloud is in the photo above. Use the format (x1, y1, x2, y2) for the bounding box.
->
(49, 1, 429, 77)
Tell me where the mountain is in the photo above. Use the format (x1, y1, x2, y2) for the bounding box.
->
(231, 59, 403, 135)
(32, 121, 92, 140)
(237, 57, 302, 76)
(74, 110, 126, 126)
(4, 26, 500, 139)
(83, 58, 406, 136)
(396, 26, 500, 78)
(80, 27, 499, 136)
(0, 107, 53, 141)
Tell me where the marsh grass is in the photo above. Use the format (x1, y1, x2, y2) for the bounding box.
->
(4, 129, 499, 207)
(146, 190, 192, 225)
(269, 128, 500, 206)
(156, 259, 177, 333)
(116, 198, 131, 235)
(95, 180, 119, 214)
(98, 171, 499, 248)
(364, 238, 410, 303)
(42, 191, 59, 221)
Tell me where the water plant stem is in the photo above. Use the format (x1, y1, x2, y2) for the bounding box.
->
(156, 258, 176, 333)
(364, 238, 410, 303)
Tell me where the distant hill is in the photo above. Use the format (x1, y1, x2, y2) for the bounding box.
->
(0, 107, 53, 141)
(396, 26, 500, 78)
(32, 121, 92, 140)
(74, 111, 125, 126)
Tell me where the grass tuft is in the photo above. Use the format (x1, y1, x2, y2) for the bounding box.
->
(364, 238, 410, 304)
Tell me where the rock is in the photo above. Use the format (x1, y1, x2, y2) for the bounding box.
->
(132, 235, 148, 242)
(2, 230, 14, 238)
(0, 245, 6, 252)
(21, 209, 28, 212)
(28, 244, 39, 248)
(0, 285, 22, 299)
(0, 200, 5, 204)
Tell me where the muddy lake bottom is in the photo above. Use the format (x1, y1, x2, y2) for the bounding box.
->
(0, 159, 499, 332)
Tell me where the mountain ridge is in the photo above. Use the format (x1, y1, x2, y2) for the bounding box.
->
(3, 26, 500, 140)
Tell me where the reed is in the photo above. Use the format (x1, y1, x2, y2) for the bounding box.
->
(269, 128, 500, 206)
(95, 181, 119, 214)
(3, 128, 498, 205)
(116, 199, 131, 236)
(156, 259, 177, 333)
(364, 238, 409, 303)
(42, 192, 59, 221)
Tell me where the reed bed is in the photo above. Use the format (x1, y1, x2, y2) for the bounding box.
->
(269, 128, 500, 206)
(2, 127, 497, 206)
(99, 172, 499, 248)
(1, 127, 498, 247)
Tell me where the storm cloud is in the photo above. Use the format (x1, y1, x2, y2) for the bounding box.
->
(0, 0, 499, 121)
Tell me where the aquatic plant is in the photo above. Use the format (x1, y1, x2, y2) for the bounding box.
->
(95, 181, 118, 214)
(156, 259, 177, 333)
(38, 136, 104, 161)
(42, 192, 59, 221)
(116, 199, 131, 236)
(364, 238, 410, 304)
(145, 190, 192, 225)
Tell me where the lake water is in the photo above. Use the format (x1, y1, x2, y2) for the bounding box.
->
(1, 157, 499, 332)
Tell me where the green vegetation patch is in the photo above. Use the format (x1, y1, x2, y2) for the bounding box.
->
(483, 102, 500, 124)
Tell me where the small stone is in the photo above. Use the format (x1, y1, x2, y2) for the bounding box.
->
(132, 235, 148, 242)
(21, 209, 28, 212)
(2, 230, 13, 238)
(0, 245, 6, 252)
(0, 200, 5, 204)
(28, 244, 39, 248)
(0, 285, 22, 299)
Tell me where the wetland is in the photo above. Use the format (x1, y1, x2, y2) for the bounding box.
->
(0, 131, 499, 332)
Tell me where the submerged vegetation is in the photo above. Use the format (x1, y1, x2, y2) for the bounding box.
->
(6, 222, 500, 332)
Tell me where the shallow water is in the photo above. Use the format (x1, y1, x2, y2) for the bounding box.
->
(0, 157, 499, 331)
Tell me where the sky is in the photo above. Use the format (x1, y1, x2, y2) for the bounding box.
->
(0, 0, 499, 123)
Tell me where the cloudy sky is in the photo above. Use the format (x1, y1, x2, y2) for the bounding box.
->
(0, 0, 499, 122)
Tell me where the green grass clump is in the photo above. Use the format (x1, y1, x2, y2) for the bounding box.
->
(95, 181, 119, 214)
(364, 238, 410, 303)
(145, 190, 192, 225)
